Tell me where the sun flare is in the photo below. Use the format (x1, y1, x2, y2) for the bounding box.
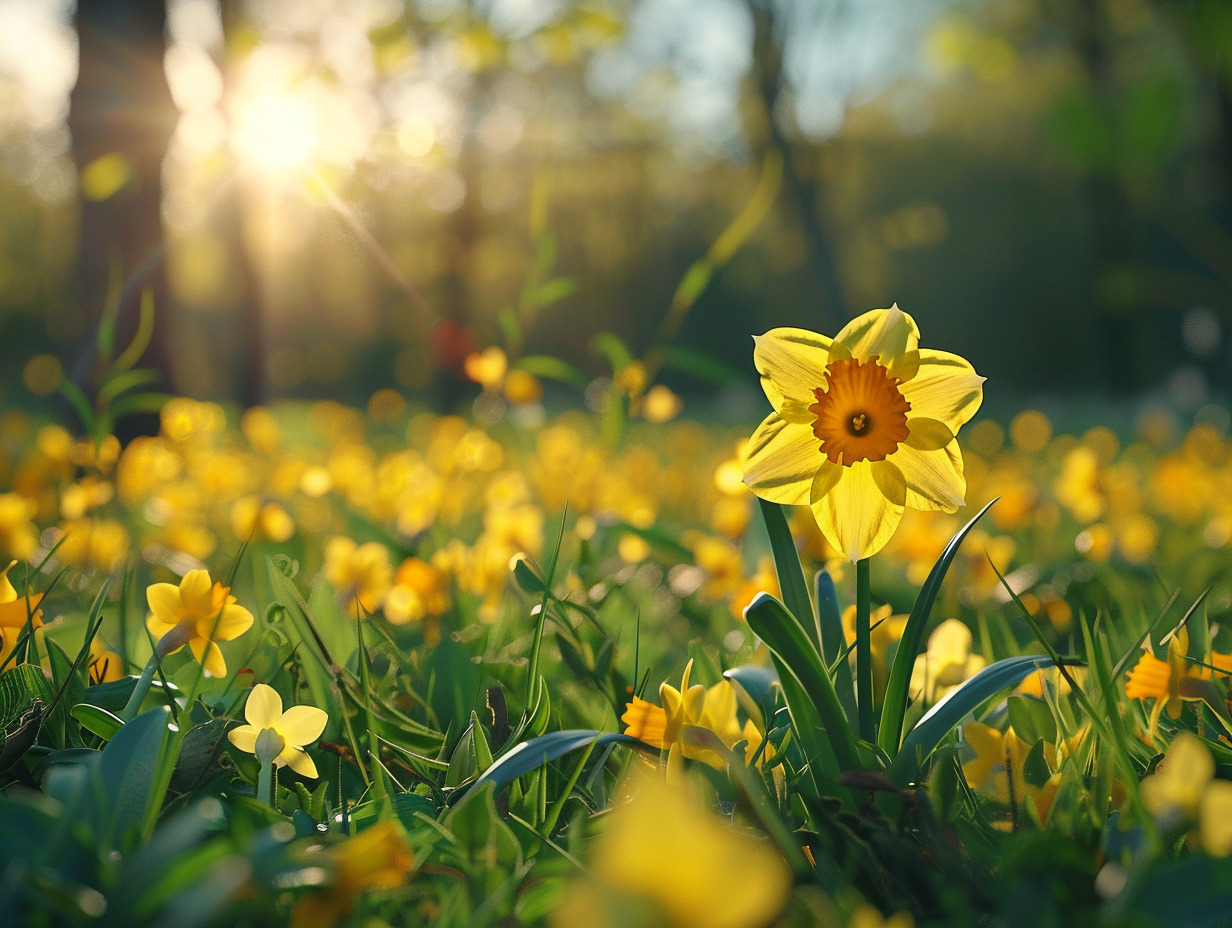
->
(231, 91, 316, 171)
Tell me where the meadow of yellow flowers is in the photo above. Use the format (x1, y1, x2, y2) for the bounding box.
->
(1, 311, 1232, 926)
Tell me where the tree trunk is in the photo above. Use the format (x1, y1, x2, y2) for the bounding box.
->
(69, 0, 177, 430)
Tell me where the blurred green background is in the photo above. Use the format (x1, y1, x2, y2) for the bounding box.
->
(1, 0, 1230, 416)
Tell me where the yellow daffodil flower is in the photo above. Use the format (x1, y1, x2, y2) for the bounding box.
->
(323, 536, 393, 617)
(909, 618, 986, 704)
(146, 569, 254, 678)
(551, 768, 791, 928)
(621, 661, 767, 774)
(741, 305, 984, 560)
(227, 683, 328, 778)
(87, 639, 124, 684)
(0, 560, 43, 668)
(289, 820, 414, 928)
(1125, 628, 1232, 738)
(843, 603, 908, 692)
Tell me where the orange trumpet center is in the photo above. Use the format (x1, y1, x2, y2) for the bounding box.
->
(809, 358, 911, 465)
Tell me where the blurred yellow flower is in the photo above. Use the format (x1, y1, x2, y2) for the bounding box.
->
(146, 569, 253, 678)
(843, 603, 907, 692)
(909, 618, 985, 703)
(551, 768, 790, 928)
(227, 683, 328, 778)
(289, 821, 414, 928)
(323, 536, 393, 617)
(87, 639, 124, 684)
(741, 305, 984, 560)
(1125, 628, 1232, 737)
(0, 560, 43, 668)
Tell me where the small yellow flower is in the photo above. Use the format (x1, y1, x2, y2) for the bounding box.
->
(0, 560, 43, 668)
(741, 305, 984, 560)
(146, 569, 253, 678)
(289, 821, 414, 928)
(1142, 732, 1214, 824)
(1125, 629, 1232, 738)
(551, 767, 791, 928)
(227, 683, 328, 778)
(323, 537, 393, 617)
(88, 639, 124, 684)
(909, 618, 985, 704)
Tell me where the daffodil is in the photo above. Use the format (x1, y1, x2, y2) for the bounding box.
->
(146, 569, 254, 678)
(741, 305, 984, 560)
(551, 768, 791, 928)
(227, 683, 328, 778)
(0, 560, 43, 668)
(621, 661, 767, 774)
(289, 820, 414, 928)
(1125, 628, 1232, 738)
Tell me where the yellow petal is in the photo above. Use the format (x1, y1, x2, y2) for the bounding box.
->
(245, 683, 283, 729)
(178, 569, 214, 607)
(810, 460, 904, 561)
(146, 582, 182, 625)
(887, 349, 920, 382)
(682, 684, 706, 722)
(832, 304, 919, 365)
(660, 683, 683, 719)
(741, 414, 819, 506)
(899, 349, 984, 431)
(202, 640, 227, 678)
(276, 705, 329, 746)
(147, 613, 178, 641)
(1202, 780, 1232, 856)
(752, 328, 832, 415)
(810, 458, 842, 500)
(228, 724, 259, 753)
(870, 459, 907, 506)
(212, 603, 254, 641)
(281, 744, 319, 778)
(904, 417, 956, 451)
(891, 442, 966, 512)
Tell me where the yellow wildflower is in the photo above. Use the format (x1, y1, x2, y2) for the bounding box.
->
(146, 569, 254, 678)
(621, 662, 766, 773)
(909, 619, 985, 703)
(289, 821, 414, 928)
(843, 603, 908, 692)
(741, 305, 984, 560)
(551, 768, 791, 928)
(323, 536, 393, 617)
(1142, 732, 1215, 824)
(1125, 629, 1232, 738)
(0, 561, 43, 669)
(227, 683, 328, 778)
(87, 639, 124, 684)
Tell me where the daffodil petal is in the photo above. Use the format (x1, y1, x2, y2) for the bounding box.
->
(202, 641, 227, 678)
(892, 441, 966, 512)
(228, 724, 259, 753)
(904, 417, 955, 451)
(660, 683, 682, 718)
(277, 705, 329, 746)
(282, 745, 319, 779)
(811, 460, 904, 561)
(887, 349, 920, 382)
(833, 304, 919, 365)
(245, 683, 283, 728)
(146, 614, 177, 641)
(870, 459, 907, 506)
(683, 684, 706, 722)
(179, 569, 214, 606)
(741, 414, 819, 506)
(146, 582, 181, 624)
(752, 328, 832, 414)
(810, 458, 842, 501)
(899, 349, 984, 431)
(212, 603, 255, 641)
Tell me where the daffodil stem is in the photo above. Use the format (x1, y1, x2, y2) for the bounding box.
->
(120, 654, 159, 722)
(257, 761, 274, 808)
(856, 558, 874, 743)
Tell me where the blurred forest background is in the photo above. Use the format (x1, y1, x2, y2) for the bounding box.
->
(0, 0, 1230, 421)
